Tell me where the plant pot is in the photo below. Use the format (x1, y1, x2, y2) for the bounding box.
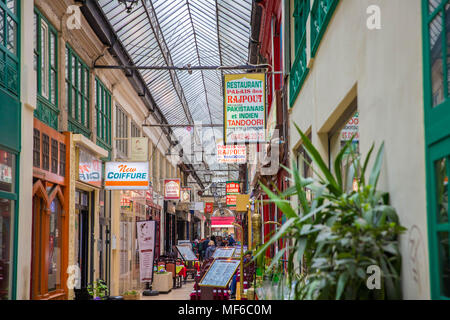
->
(123, 293, 140, 300)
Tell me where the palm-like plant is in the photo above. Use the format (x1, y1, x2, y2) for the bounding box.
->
(254, 124, 406, 300)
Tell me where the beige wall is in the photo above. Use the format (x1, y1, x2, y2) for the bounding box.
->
(288, 0, 429, 299)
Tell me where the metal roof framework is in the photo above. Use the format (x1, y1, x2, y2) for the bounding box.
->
(97, 0, 253, 186)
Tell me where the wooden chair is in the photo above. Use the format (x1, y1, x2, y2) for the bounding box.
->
(165, 259, 182, 289)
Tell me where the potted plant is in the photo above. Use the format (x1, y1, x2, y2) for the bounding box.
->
(253, 124, 406, 300)
(87, 279, 108, 300)
(122, 290, 140, 300)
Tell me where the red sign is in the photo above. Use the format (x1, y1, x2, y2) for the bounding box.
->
(205, 202, 213, 214)
(226, 194, 237, 207)
(211, 216, 235, 227)
(226, 181, 240, 194)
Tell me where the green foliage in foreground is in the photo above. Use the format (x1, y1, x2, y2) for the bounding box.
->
(254, 124, 406, 300)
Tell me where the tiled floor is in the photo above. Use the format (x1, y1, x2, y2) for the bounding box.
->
(141, 281, 194, 300)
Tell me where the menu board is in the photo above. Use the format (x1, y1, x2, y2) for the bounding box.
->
(199, 259, 241, 288)
(232, 245, 248, 258)
(212, 247, 236, 259)
(176, 245, 198, 261)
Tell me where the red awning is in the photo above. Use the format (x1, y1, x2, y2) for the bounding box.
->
(211, 216, 235, 228)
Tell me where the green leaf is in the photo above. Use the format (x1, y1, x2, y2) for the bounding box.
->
(334, 136, 357, 190)
(269, 247, 290, 269)
(252, 218, 297, 260)
(260, 183, 298, 218)
(361, 143, 375, 186)
(294, 123, 341, 195)
(336, 272, 349, 300)
(369, 142, 385, 190)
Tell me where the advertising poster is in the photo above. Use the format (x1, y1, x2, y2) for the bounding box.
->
(136, 220, 156, 283)
(224, 73, 266, 144)
(216, 144, 247, 164)
(164, 179, 181, 200)
(105, 162, 149, 190)
(78, 148, 102, 188)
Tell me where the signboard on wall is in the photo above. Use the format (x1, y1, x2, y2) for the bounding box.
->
(341, 112, 359, 142)
(216, 144, 247, 164)
(226, 181, 240, 210)
(79, 148, 102, 188)
(205, 202, 213, 214)
(164, 179, 181, 200)
(136, 220, 156, 283)
(131, 137, 148, 161)
(224, 73, 266, 144)
(105, 162, 149, 190)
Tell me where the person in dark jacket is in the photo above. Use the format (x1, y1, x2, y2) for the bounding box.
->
(199, 237, 209, 260)
(228, 235, 236, 246)
(204, 241, 216, 260)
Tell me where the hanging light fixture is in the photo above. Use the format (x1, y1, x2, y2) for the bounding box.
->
(118, 0, 138, 13)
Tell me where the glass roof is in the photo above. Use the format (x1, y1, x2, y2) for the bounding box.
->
(97, 0, 253, 185)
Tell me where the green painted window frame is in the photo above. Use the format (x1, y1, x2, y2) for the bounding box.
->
(34, 8, 58, 130)
(422, 0, 450, 300)
(0, 0, 19, 97)
(95, 78, 112, 153)
(66, 44, 90, 138)
(310, 0, 339, 58)
(290, 0, 310, 107)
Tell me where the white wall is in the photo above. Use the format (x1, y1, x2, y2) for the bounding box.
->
(289, 0, 429, 299)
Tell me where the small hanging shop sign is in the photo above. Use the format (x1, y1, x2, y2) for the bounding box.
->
(164, 179, 181, 200)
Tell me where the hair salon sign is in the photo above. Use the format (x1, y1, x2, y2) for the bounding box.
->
(105, 162, 149, 190)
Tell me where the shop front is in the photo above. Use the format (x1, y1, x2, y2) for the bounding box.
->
(164, 200, 176, 254)
(146, 187, 161, 259)
(118, 190, 146, 294)
(71, 134, 108, 300)
(31, 119, 69, 300)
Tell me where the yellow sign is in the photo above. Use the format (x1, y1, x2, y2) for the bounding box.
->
(235, 194, 250, 212)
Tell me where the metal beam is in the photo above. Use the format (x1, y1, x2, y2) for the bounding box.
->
(143, 124, 223, 128)
(93, 64, 270, 71)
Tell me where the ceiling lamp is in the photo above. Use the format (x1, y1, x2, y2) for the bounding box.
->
(118, 0, 138, 13)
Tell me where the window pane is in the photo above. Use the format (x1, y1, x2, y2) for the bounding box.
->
(0, 198, 14, 300)
(0, 9, 4, 46)
(6, 16, 16, 55)
(438, 232, 450, 298)
(6, 0, 16, 15)
(430, 11, 444, 107)
(65, 48, 69, 80)
(0, 150, 15, 193)
(48, 199, 61, 292)
(435, 158, 448, 223)
(51, 70, 56, 105)
(65, 81, 69, 113)
(50, 33, 56, 68)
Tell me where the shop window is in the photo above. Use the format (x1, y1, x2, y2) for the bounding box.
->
(48, 198, 62, 292)
(131, 121, 140, 138)
(42, 133, 49, 171)
(116, 106, 128, 158)
(59, 143, 65, 177)
(0, 198, 14, 300)
(33, 129, 40, 168)
(95, 78, 112, 152)
(33, 9, 58, 130)
(51, 139, 58, 174)
(329, 108, 359, 191)
(66, 45, 90, 138)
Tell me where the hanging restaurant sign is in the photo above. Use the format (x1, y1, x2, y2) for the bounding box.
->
(224, 73, 266, 144)
(226, 181, 240, 209)
(131, 137, 149, 161)
(105, 162, 149, 190)
(164, 179, 181, 200)
(216, 144, 246, 164)
(205, 202, 214, 214)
